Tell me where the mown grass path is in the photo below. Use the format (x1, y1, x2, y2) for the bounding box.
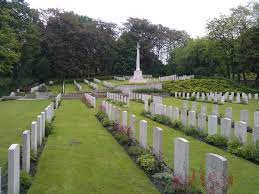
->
(28, 100, 158, 194)
(123, 101, 259, 194)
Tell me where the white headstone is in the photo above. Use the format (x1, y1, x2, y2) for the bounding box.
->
(188, 111, 196, 127)
(198, 113, 206, 131)
(208, 115, 218, 135)
(174, 138, 189, 184)
(240, 109, 249, 126)
(130, 115, 136, 138)
(31, 121, 37, 152)
(234, 121, 247, 144)
(22, 130, 30, 173)
(206, 153, 228, 194)
(139, 120, 147, 148)
(225, 107, 232, 119)
(8, 144, 20, 194)
(181, 109, 188, 127)
(144, 100, 149, 112)
(212, 104, 218, 116)
(254, 111, 259, 127)
(221, 118, 232, 139)
(122, 111, 127, 127)
(153, 127, 163, 160)
(201, 103, 207, 114)
(253, 126, 259, 144)
(37, 115, 42, 146)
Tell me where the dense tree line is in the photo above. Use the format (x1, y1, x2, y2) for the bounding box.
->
(0, 0, 188, 87)
(168, 2, 259, 83)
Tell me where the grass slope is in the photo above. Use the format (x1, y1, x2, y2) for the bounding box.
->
(163, 78, 258, 93)
(0, 100, 50, 164)
(28, 100, 158, 194)
(121, 101, 259, 194)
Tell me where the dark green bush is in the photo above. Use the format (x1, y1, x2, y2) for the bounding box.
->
(152, 172, 172, 182)
(128, 146, 147, 157)
(114, 133, 129, 145)
(183, 127, 198, 137)
(102, 117, 111, 127)
(45, 122, 54, 136)
(189, 96, 196, 101)
(255, 140, 259, 162)
(154, 114, 172, 126)
(20, 171, 32, 190)
(237, 143, 256, 160)
(171, 120, 183, 130)
(227, 137, 243, 154)
(204, 135, 228, 147)
(163, 78, 259, 93)
(96, 111, 106, 120)
(137, 153, 159, 175)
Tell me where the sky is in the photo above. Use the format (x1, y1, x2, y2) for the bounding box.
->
(26, 0, 252, 37)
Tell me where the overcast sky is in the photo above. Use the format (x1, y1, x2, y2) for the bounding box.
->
(26, 0, 251, 37)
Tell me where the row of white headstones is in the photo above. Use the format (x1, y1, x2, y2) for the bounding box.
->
(130, 92, 258, 128)
(6, 97, 61, 194)
(102, 100, 228, 194)
(175, 91, 258, 104)
(83, 93, 96, 108)
(148, 101, 259, 145)
(158, 74, 194, 82)
(107, 92, 129, 106)
(84, 79, 98, 90)
(103, 81, 114, 88)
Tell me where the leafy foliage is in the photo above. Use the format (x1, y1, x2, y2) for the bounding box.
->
(163, 78, 258, 93)
(137, 153, 160, 175)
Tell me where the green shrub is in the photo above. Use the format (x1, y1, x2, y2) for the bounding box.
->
(183, 127, 198, 137)
(102, 117, 111, 127)
(45, 122, 54, 136)
(197, 130, 208, 139)
(114, 133, 129, 145)
(227, 137, 243, 154)
(204, 135, 228, 147)
(152, 172, 172, 182)
(30, 151, 37, 163)
(148, 98, 153, 105)
(137, 153, 159, 175)
(237, 143, 256, 160)
(154, 114, 172, 126)
(96, 111, 106, 120)
(255, 140, 259, 162)
(20, 171, 32, 190)
(189, 96, 196, 101)
(163, 78, 259, 93)
(171, 120, 183, 130)
(128, 146, 147, 157)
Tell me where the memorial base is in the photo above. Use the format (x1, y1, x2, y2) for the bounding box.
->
(129, 70, 147, 83)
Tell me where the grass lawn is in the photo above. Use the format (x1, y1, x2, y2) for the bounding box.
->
(119, 100, 259, 194)
(0, 100, 50, 164)
(64, 83, 77, 93)
(28, 100, 158, 194)
(81, 82, 93, 91)
(106, 79, 130, 86)
(164, 97, 259, 128)
(47, 84, 63, 95)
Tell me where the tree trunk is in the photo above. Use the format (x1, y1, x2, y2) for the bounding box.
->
(226, 63, 230, 78)
(242, 71, 247, 85)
